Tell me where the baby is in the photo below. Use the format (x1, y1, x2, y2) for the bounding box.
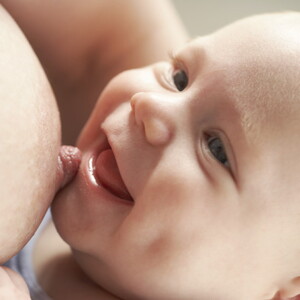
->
(5, 9, 300, 300)
(31, 12, 300, 300)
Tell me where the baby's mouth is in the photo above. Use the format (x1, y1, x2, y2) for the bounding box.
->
(94, 146, 134, 203)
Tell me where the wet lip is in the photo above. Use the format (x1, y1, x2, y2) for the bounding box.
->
(92, 142, 134, 203)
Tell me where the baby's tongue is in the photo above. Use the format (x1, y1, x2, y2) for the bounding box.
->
(95, 149, 132, 201)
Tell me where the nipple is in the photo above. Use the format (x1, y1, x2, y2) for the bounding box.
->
(57, 146, 82, 190)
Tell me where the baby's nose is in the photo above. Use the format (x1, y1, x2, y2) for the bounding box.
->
(130, 92, 175, 146)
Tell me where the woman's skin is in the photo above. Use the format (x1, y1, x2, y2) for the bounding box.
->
(1, 0, 188, 145)
(0, 4, 82, 264)
(0, 266, 31, 299)
(0, 5, 81, 298)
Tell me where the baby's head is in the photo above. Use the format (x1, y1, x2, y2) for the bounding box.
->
(52, 13, 300, 300)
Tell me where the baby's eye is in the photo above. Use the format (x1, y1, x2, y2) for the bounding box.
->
(172, 69, 188, 91)
(207, 135, 230, 168)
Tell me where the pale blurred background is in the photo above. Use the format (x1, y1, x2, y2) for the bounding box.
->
(171, 0, 300, 36)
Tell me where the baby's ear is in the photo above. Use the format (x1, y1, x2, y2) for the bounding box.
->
(274, 276, 300, 299)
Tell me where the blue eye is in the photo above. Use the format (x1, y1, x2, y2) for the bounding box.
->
(207, 136, 230, 168)
(172, 69, 188, 91)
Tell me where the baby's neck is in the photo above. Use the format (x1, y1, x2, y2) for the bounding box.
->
(34, 220, 121, 300)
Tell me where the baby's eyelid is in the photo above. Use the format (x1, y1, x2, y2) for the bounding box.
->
(201, 130, 237, 180)
(168, 51, 187, 72)
(159, 57, 187, 92)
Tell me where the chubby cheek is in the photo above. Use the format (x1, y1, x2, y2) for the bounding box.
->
(52, 182, 129, 256)
(114, 175, 234, 257)
(108, 191, 243, 299)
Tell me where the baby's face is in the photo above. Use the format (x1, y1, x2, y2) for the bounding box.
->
(52, 13, 300, 300)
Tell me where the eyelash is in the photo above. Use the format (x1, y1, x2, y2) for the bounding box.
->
(168, 51, 182, 68)
(167, 52, 189, 91)
(203, 132, 232, 172)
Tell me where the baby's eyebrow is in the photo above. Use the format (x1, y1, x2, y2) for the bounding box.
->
(176, 44, 208, 79)
(167, 51, 187, 71)
(168, 37, 194, 55)
(169, 37, 207, 63)
(226, 64, 297, 145)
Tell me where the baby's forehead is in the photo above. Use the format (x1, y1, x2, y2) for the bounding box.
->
(184, 14, 300, 142)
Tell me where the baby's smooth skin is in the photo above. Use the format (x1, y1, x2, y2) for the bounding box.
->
(36, 13, 300, 300)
